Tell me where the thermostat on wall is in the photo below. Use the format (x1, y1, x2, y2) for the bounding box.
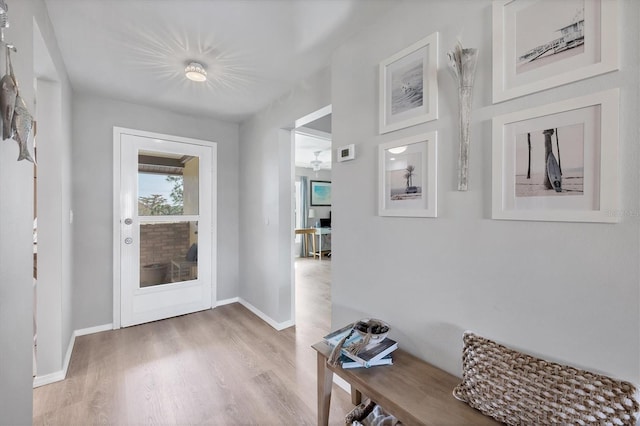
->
(337, 144, 355, 162)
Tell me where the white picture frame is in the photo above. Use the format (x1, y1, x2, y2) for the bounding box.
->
(379, 131, 437, 217)
(379, 32, 439, 134)
(492, 0, 619, 103)
(492, 89, 619, 223)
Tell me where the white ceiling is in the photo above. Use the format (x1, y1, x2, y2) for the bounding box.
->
(43, 0, 392, 123)
(295, 126, 331, 170)
(295, 111, 332, 170)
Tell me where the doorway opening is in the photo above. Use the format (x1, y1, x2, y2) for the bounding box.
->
(292, 105, 332, 330)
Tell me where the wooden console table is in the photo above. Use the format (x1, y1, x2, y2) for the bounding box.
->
(295, 228, 316, 257)
(312, 341, 497, 426)
(295, 228, 331, 259)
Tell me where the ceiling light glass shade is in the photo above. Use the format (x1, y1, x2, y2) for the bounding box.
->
(185, 62, 207, 82)
(311, 151, 322, 171)
(388, 146, 407, 154)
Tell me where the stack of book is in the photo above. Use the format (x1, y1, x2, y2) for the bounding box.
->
(324, 323, 398, 369)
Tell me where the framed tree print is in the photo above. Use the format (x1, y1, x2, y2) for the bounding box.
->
(492, 0, 619, 103)
(379, 32, 439, 134)
(379, 131, 438, 217)
(492, 89, 619, 223)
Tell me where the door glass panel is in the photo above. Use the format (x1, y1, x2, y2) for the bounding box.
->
(139, 221, 199, 287)
(138, 151, 199, 215)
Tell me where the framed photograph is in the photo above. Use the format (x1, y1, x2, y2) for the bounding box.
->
(379, 32, 439, 134)
(379, 131, 437, 217)
(492, 0, 619, 103)
(492, 89, 619, 223)
(310, 180, 331, 206)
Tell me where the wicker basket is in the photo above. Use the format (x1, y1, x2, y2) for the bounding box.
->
(345, 399, 401, 425)
(345, 400, 376, 425)
(453, 332, 639, 425)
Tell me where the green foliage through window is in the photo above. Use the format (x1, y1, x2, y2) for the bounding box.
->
(138, 175, 184, 215)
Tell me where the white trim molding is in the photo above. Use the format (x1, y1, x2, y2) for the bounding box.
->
(295, 104, 332, 129)
(238, 298, 295, 331)
(333, 374, 351, 394)
(216, 297, 240, 306)
(33, 332, 74, 388)
(76, 323, 114, 336)
(33, 323, 113, 388)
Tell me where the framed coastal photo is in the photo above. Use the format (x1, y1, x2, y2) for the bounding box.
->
(379, 32, 438, 134)
(310, 180, 331, 206)
(492, 0, 619, 103)
(379, 131, 437, 217)
(492, 89, 619, 223)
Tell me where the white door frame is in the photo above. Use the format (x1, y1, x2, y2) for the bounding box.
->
(112, 127, 217, 329)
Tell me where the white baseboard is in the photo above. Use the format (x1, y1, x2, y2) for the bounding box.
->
(33, 332, 75, 388)
(33, 323, 112, 388)
(61, 332, 75, 381)
(333, 375, 351, 393)
(216, 297, 239, 306)
(33, 369, 66, 388)
(75, 323, 113, 337)
(238, 298, 295, 331)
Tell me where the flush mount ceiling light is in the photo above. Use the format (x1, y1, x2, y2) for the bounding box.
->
(388, 146, 407, 154)
(185, 62, 207, 82)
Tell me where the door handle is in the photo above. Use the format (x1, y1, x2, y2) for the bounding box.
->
(124, 218, 133, 225)
(124, 237, 133, 244)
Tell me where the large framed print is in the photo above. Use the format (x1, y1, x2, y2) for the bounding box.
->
(379, 32, 439, 134)
(492, 0, 619, 103)
(492, 89, 619, 223)
(310, 180, 331, 206)
(379, 131, 437, 217)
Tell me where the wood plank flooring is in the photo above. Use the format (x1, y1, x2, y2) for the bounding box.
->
(33, 258, 352, 425)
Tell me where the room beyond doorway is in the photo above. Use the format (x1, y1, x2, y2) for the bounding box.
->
(293, 105, 332, 327)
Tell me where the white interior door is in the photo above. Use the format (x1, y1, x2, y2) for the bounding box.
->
(115, 129, 215, 327)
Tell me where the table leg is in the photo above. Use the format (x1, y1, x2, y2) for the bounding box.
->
(305, 234, 311, 257)
(317, 352, 333, 426)
(312, 232, 317, 259)
(351, 386, 362, 405)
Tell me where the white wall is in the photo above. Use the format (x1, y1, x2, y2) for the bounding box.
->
(32, 9, 74, 382)
(35, 79, 64, 376)
(330, 0, 639, 383)
(72, 94, 240, 330)
(0, 0, 73, 422)
(239, 68, 331, 325)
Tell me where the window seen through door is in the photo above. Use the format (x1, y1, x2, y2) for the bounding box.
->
(137, 151, 199, 216)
